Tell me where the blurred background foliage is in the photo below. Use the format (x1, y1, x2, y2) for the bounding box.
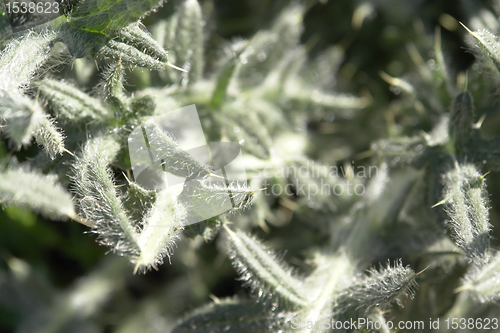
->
(3, 0, 500, 332)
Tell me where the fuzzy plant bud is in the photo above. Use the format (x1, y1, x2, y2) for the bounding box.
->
(67, 0, 166, 35)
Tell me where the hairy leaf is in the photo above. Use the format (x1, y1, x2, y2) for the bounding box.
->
(0, 166, 74, 219)
(72, 136, 140, 256)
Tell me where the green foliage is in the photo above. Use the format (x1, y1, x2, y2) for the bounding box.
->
(67, 0, 166, 34)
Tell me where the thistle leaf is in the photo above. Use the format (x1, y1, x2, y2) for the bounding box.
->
(224, 227, 308, 308)
(95, 38, 165, 69)
(100, 61, 125, 100)
(152, 15, 180, 83)
(0, 166, 75, 220)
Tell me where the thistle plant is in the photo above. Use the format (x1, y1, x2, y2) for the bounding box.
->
(3, 0, 500, 332)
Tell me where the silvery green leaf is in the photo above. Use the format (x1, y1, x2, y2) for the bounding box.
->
(0, 30, 56, 90)
(133, 189, 186, 273)
(179, 178, 255, 224)
(59, 24, 167, 70)
(33, 114, 65, 160)
(225, 227, 308, 308)
(0, 166, 74, 220)
(37, 78, 113, 122)
(340, 260, 417, 312)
